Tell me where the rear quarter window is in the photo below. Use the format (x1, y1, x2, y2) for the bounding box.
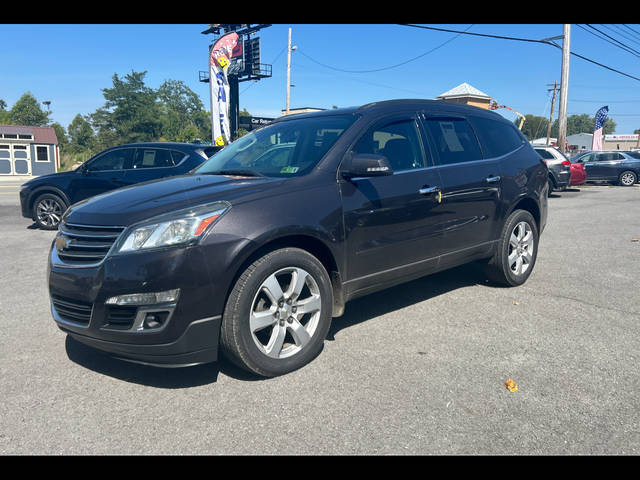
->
(468, 116, 525, 158)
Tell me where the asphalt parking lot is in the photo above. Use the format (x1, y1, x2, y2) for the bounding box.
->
(1, 180, 639, 455)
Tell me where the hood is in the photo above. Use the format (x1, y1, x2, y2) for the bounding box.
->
(64, 173, 284, 226)
(23, 170, 76, 186)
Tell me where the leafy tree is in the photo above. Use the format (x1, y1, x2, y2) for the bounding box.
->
(94, 71, 163, 145)
(157, 79, 207, 142)
(521, 114, 550, 140)
(50, 122, 68, 149)
(550, 114, 616, 137)
(9, 92, 50, 126)
(67, 114, 94, 152)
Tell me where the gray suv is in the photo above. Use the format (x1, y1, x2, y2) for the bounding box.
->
(533, 145, 571, 194)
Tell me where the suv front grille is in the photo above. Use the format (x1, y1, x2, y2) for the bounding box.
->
(56, 223, 125, 266)
(51, 295, 93, 325)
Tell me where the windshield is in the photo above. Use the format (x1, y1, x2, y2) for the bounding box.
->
(195, 114, 356, 177)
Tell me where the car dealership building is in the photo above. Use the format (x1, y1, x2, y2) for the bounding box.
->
(0, 125, 59, 177)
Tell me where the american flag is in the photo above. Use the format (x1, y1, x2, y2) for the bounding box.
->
(592, 106, 609, 151)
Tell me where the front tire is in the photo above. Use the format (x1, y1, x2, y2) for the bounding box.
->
(484, 209, 539, 287)
(33, 193, 67, 230)
(220, 248, 333, 377)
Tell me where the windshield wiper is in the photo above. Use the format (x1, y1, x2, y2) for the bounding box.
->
(199, 169, 265, 177)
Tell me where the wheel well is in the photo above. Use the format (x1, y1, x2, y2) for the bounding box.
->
(29, 188, 69, 212)
(228, 234, 345, 317)
(510, 197, 541, 230)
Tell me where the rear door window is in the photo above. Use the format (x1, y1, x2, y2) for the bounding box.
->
(131, 149, 176, 169)
(423, 118, 482, 165)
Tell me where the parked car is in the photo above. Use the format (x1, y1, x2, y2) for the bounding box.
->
(571, 150, 640, 186)
(48, 99, 548, 377)
(569, 161, 586, 186)
(532, 145, 571, 194)
(20, 142, 221, 229)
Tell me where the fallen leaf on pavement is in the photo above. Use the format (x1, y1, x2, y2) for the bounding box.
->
(505, 378, 518, 392)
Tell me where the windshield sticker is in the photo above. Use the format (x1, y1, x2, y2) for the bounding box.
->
(280, 166, 299, 174)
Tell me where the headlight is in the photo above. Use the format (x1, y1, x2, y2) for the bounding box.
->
(115, 201, 230, 254)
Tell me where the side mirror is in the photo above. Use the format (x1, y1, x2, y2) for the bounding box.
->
(342, 153, 393, 178)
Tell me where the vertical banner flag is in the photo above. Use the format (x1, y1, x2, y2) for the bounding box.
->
(591, 106, 609, 151)
(209, 32, 241, 146)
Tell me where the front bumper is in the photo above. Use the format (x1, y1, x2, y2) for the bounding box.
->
(48, 233, 250, 367)
(19, 187, 33, 219)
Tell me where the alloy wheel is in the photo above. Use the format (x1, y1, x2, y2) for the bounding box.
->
(508, 221, 534, 276)
(36, 198, 64, 228)
(620, 171, 636, 186)
(249, 267, 322, 359)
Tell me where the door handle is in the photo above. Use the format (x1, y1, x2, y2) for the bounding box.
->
(418, 185, 440, 195)
(418, 186, 442, 203)
(486, 175, 501, 183)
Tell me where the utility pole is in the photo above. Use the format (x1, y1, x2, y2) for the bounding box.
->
(285, 27, 296, 115)
(546, 81, 558, 146)
(557, 24, 571, 154)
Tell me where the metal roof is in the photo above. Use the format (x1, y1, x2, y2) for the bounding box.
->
(436, 82, 491, 100)
(0, 125, 58, 144)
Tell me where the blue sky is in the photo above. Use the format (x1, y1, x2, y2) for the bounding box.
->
(2, 24, 640, 136)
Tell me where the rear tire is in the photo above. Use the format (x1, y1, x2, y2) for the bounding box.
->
(484, 209, 539, 287)
(220, 248, 333, 377)
(619, 171, 637, 186)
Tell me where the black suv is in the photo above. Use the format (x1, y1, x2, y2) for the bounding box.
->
(48, 100, 548, 377)
(20, 142, 221, 229)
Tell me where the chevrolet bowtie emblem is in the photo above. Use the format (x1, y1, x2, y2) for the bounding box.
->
(55, 235, 69, 251)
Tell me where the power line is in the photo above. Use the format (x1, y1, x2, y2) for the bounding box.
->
(621, 24, 640, 41)
(601, 24, 640, 47)
(399, 24, 550, 45)
(295, 24, 474, 74)
(400, 24, 640, 83)
(578, 24, 640, 58)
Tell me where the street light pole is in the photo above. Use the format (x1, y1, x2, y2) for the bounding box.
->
(285, 27, 296, 115)
(557, 24, 571, 154)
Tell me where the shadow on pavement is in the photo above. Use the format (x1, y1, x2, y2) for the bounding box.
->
(65, 262, 490, 387)
(328, 262, 488, 341)
(64, 335, 259, 387)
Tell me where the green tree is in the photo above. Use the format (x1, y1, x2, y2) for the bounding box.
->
(0, 100, 10, 124)
(10, 92, 50, 126)
(157, 80, 209, 142)
(50, 122, 68, 150)
(550, 114, 616, 137)
(67, 114, 94, 152)
(521, 114, 550, 141)
(93, 71, 163, 145)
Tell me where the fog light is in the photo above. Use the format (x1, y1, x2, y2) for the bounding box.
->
(143, 312, 169, 330)
(105, 289, 180, 306)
